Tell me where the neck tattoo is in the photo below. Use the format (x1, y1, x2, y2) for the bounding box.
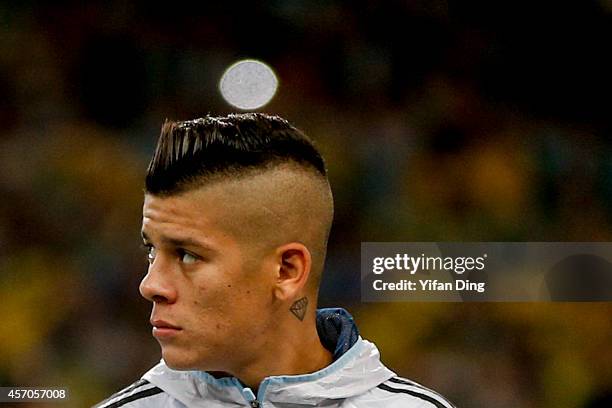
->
(289, 297, 308, 321)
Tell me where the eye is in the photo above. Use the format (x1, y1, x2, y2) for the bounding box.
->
(180, 250, 199, 265)
(143, 244, 156, 264)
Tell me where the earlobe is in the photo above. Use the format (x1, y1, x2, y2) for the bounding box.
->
(274, 243, 311, 301)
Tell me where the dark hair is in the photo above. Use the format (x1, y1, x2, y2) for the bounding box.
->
(145, 113, 327, 195)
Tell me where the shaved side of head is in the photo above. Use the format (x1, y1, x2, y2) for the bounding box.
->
(186, 164, 334, 288)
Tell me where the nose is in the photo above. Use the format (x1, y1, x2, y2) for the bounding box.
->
(139, 256, 178, 304)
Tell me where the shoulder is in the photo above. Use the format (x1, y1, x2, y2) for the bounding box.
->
(351, 376, 457, 408)
(93, 379, 173, 408)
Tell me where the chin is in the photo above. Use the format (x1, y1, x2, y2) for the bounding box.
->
(164, 360, 193, 371)
(161, 346, 219, 372)
(160, 347, 198, 371)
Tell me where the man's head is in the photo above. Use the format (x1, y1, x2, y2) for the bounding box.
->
(139, 113, 334, 372)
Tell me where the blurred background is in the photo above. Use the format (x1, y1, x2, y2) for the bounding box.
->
(1, 1, 611, 407)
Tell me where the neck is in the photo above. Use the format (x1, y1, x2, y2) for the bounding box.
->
(229, 310, 333, 392)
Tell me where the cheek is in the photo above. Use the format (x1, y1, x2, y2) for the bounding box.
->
(188, 285, 229, 336)
(190, 280, 251, 318)
(188, 259, 271, 325)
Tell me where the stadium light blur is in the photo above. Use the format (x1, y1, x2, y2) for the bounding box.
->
(219, 59, 278, 110)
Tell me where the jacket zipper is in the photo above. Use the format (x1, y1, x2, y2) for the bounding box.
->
(237, 383, 262, 408)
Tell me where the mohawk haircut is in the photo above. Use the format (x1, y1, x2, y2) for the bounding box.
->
(145, 113, 327, 195)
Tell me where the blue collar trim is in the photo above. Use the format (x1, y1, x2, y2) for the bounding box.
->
(194, 371, 240, 388)
(255, 337, 364, 401)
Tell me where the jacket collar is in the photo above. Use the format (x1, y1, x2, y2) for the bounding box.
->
(142, 308, 395, 406)
(316, 308, 360, 359)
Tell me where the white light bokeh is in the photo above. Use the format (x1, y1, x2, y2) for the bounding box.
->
(219, 59, 278, 110)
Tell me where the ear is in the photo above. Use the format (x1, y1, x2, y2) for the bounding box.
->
(273, 242, 312, 301)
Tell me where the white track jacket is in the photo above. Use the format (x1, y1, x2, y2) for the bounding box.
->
(94, 308, 456, 408)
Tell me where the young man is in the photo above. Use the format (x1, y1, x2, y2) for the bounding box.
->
(95, 113, 455, 408)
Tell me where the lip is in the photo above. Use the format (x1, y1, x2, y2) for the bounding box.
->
(150, 319, 182, 338)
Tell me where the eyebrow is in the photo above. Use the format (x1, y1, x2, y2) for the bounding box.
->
(141, 230, 214, 251)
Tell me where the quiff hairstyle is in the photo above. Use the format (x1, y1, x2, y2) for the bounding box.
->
(145, 113, 328, 195)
